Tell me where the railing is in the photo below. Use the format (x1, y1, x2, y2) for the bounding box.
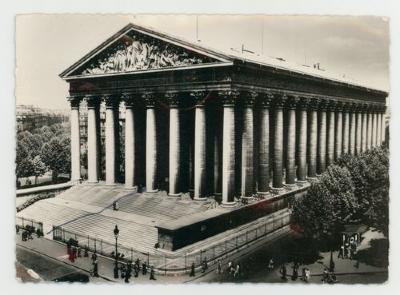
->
(16, 216, 43, 233)
(52, 210, 290, 275)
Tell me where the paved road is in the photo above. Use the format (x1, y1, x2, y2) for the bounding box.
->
(16, 246, 107, 283)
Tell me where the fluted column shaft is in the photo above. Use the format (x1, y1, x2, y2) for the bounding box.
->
(221, 92, 237, 205)
(87, 97, 100, 183)
(297, 105, 307, 181)
(241, 95, 255, 197)
(361, 111, 368, 152)
(372, 112, 377, 147)
(168, 96, 181, 196)
(377, 112, 382, 145)
(70, 98, 81, 182)
(214, 117, 222, 195)
(193, 93, 207, 200)
(342, 110, 350, 154)
(381, 112, 386, 144)
(124, 102, 135, 188)
(308, 108, 318, 178)
(317, 107, 327, 174)
(335, 109, 343, 160)
(327, 109, 335, 166)
(285, 100, 296, 184)
(257, 97, 271, 193)
(367, 111, 373, 150)
(356, 111, 362, 154)
(273, 101, 284, 188)
(105, 97, 119, 185)
(349, 110, 356, 155)
(145, 95, 157, 192)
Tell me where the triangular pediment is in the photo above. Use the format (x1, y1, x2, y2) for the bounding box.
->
(61, 23, 232, 78)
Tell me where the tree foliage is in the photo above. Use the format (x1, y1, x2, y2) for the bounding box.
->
(292, 165, 358, 247)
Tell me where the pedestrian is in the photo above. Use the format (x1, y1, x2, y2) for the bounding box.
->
(92, 258, 99, 277)
(70, 246, 76, 263)
(227, 261, 232, 274)
(113, 200, 119, 211)
(233, 263, 240, 278)
(301, 267, 306, 281)
(77, 246, 82, 258)
(305, 268, 310, 282)
(280, 264, 287, 281)
(91, 252, 97, 262)
(189, 262, 195, 277)
(321, 268, 329, 283)
(291, 262, 298, 281)
(338, 245, 344, 259)
(84, 247, 89, 257)
(201, 258, 208, 273)
(142, 262, 147, 275)
(217, 260, 222, 274)
(268, 258, 274, 271)
(149, 266, 156, 280)
(134, 263, 139, 278)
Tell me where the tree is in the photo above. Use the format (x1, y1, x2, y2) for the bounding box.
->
(337, 148, 389, 235)
(40, 136, 70, 182)
(32, 155, 47, 184)
(292, 165, 358, 248)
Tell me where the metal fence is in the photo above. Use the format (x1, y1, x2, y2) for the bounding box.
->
(52, 210, 290, 274)
(16, 216, 43, 233)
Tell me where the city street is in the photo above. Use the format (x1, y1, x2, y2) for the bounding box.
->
(16, 246, 108, 283)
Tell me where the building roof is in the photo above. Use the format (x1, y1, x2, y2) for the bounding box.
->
(60, 22, 387, 95)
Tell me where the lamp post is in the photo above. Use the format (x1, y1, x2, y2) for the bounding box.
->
(113, 225, 119, 279)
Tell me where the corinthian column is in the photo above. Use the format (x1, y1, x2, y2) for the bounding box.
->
(86, 96, 100, 183)
(144, 93, 158, 192)
(272, 95, 285, 189)
(285, 96, 297, 185)
(166, 93, 181, 196)
(367, 109, 373, 150)
(104, 95, 119, 185)
(355, 107, 362, 154)
(241, 92, 256, 197)
(297, 99, 308, 182)
(349, 104, 356, 155)
(335, 103, 343, 160)
(361, 106, 368, 152)
(342, 107, 350, 154)
(326, 101, 336, 166)
(307, 101, 318, 178)
(377, 111, 382, 145)
(123, 93, 137, 188)
(317, 100, 327, 174)
(381, 108, 386, 144)
(192, 91, 207, 200)
(257, 94, 272, 194)
(372, 110, 377, 147)
(220, 90, 239, 206)
(69, 96, 81, 182)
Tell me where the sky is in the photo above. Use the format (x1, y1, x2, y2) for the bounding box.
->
(16, 14, 389, 109)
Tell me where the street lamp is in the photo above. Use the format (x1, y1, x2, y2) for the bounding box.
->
(113, 225, 119, 279)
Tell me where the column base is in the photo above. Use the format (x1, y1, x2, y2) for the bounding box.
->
(168, 192, 182, 197)
(271, 187, 285, 194)
(306, 176, 318, 182)
(221, 201, 237, 208)
(105, 182, 117, 186)
(284, 183, 297, 190)
(87, 180, 99, 184)
(193, 196, 207, 201)
(145, 189, 159, 193)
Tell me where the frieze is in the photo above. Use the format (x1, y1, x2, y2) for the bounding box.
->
(78, 31, 217, 76)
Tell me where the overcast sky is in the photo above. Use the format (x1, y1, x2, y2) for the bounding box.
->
(16, 14, 389, 109)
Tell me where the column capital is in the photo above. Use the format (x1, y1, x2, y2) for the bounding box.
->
(142, 92, 156, 108)
(334, 101, 344, 112)
(218, 89, 240, 106)
(284, 95, 299, 110)
(297, 96, 312, 110)
(317, 99, 329, 111)
(341, 102, 352, 112)
(102, 94, 120, 109)
(68, 96, 82, 108)
(85, 95, 101, 108)
(190, 91, 207, 106)
(165, 92, 180, 107)
(242, 91, 258, 107)
(272, 93, 288, 109)
(122, 92, 139, 108)
(258, 92, 273, 107)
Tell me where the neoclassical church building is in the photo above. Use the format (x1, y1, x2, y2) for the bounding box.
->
(60, 23, 387, 205)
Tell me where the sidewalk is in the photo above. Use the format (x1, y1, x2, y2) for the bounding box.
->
(16, 234, 187, 284)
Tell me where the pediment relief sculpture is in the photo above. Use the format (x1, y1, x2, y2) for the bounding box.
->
(78, 31, 217, 75)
